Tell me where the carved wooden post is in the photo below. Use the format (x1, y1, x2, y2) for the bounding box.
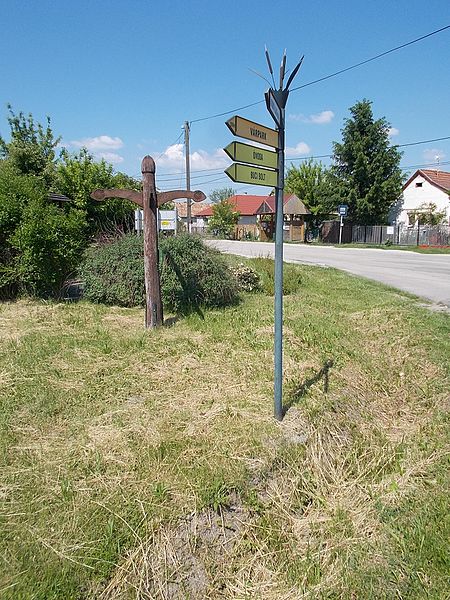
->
(91, 156, 206, 330)
(141, 156, 162, 328)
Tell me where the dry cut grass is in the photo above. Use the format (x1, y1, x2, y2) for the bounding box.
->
(0, 263, 449, 599)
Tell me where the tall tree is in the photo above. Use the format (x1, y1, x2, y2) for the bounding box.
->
(208, 200, 240, 238)
(0, 104, 60, 186)
(285, 159, 334, 215)
(56, 148, 140, 233)
(331, 100, 403, 224)
(209, 187, 235, 203)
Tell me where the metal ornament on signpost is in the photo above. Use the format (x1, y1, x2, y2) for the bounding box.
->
(224, 49, 304, 421)
(91, 155, 205, 329)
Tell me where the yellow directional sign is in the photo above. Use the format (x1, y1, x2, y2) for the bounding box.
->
(226, 115, 279, 149)
(225, 163, 277, 187)
(224, 141, 278, 169)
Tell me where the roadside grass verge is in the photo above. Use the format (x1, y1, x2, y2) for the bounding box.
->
(0, 262, 449, 598)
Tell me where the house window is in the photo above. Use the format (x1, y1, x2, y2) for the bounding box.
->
(415, 182, 423, 187)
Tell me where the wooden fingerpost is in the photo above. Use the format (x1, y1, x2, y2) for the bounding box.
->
(141, 155, 163, 328)
(91, 157, 206, 330)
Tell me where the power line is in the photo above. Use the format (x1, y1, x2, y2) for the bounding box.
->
(189, 25, 449, 124)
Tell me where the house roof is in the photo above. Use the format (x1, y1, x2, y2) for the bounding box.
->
(174, 200, 210, 218)
(402, 169, 450, 193)
(196, 193, 311, 217)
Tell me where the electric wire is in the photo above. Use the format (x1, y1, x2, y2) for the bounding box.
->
(189, 25, 450, 124)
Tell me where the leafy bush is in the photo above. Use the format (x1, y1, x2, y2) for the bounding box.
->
(80, 234, 145, 307)
(10, 199, 88, 297)
(248, 257, 302, 295)
(160, 235, 239, 312)
(231, 263, 261, 292)
(80, 234, 239, 313)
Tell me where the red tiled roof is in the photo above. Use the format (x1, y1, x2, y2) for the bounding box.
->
(196, 194, 295, 217)
(174, 200, 210, 218)
(403, 169, 450, 193)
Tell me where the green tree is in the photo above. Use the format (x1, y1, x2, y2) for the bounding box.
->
(411, 202, 446, 226)
(285, 159, 334, 215)
(0, 104, 60, 186)
(56, 148, 139, 233)
(208, 200, 240, 238)
(209, 187, 235, 203)
(331, 99, 403, 224)
(10, 198, 87, 296)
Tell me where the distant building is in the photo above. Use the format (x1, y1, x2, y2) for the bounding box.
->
(196, 193, 310, 241)
(174, 200, 210, 230)
(398, 169, 450, 226)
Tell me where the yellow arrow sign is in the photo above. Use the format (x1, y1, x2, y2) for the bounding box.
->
(225, 163, 278, 187)
(224, 141, 278, 169)
(226, 115, 279, 149)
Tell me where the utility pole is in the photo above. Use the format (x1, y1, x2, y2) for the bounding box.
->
(184, 121, 191, 233)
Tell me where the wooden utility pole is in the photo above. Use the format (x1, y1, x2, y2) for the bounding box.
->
(91, 155, 205, 329)
(184, 121, 191, 233)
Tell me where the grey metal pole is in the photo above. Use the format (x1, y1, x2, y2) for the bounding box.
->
(184, 121, 191, 233)
(339, 215, 343, 244)
(274, 107, 285, 421)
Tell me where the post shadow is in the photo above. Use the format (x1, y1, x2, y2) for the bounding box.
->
(282, 359, 334, 417)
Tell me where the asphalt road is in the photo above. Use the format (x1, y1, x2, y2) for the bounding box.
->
(207, 240, 450, 307)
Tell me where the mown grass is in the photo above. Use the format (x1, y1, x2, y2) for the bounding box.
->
(0, 261, 449, 599)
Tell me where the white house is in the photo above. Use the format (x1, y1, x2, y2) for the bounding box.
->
(397, 169, 450, 226)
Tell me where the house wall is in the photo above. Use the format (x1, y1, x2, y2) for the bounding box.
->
(238, 215, 258, 225)
(399, 174, 450, 225)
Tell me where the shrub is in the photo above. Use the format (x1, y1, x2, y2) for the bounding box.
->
(231, 263, 261, 292)
(10, 199, 87, 297)
(159, 234, 239, 312)
(248, 257, 302, 295)
(80, 234, 145, 307)
(80, 234, 239, 313)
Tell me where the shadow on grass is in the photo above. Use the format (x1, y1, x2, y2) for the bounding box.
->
(162, 250, 205, 322)
(283, 359, 334, 417)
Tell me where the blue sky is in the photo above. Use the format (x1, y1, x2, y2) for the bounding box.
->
(1, 0, 449, 197)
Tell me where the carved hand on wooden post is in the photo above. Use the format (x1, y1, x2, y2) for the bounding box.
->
(91, 155, 206, 329)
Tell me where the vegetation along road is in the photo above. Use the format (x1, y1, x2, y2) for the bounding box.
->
(208, 241, 450, 307)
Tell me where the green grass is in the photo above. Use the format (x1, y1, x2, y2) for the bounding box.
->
(0, 261, 449, 598)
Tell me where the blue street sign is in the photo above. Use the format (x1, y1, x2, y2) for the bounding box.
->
(338, 204, 348, 217)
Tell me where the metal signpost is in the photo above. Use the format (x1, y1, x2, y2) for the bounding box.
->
(338, 204, 348, 245)
(224, 50, 304, 420)
(91, 155, 205, 329)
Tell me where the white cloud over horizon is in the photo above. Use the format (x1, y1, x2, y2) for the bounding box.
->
(288, 110, 334, 124)
(156, 143, 229, 171)
(70, 135, 124, 151)
(388, 127, 399, 137)
(423, 148, 446, 163)
(285, 141, 311, 157)
(97, 152, 124, 164)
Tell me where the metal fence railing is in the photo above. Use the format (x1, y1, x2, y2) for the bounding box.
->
(321, 221, 450, 246)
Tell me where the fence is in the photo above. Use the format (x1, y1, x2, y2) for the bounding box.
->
(321, 221, 450, 247)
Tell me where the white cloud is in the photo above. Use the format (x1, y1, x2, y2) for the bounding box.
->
(70, 135, 124, 151)
(157, 143, 229, 170)
(388, 127, 399, 137)
(97, 152, 124, 164)
(288, 110, 334, 124)
(423, 148, 446, 162)
(285, 142, 311, 156)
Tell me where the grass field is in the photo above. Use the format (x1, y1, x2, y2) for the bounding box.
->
(1, 261, 449, 599)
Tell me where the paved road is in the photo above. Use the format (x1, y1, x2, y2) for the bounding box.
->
(207, 240, 450, 307)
